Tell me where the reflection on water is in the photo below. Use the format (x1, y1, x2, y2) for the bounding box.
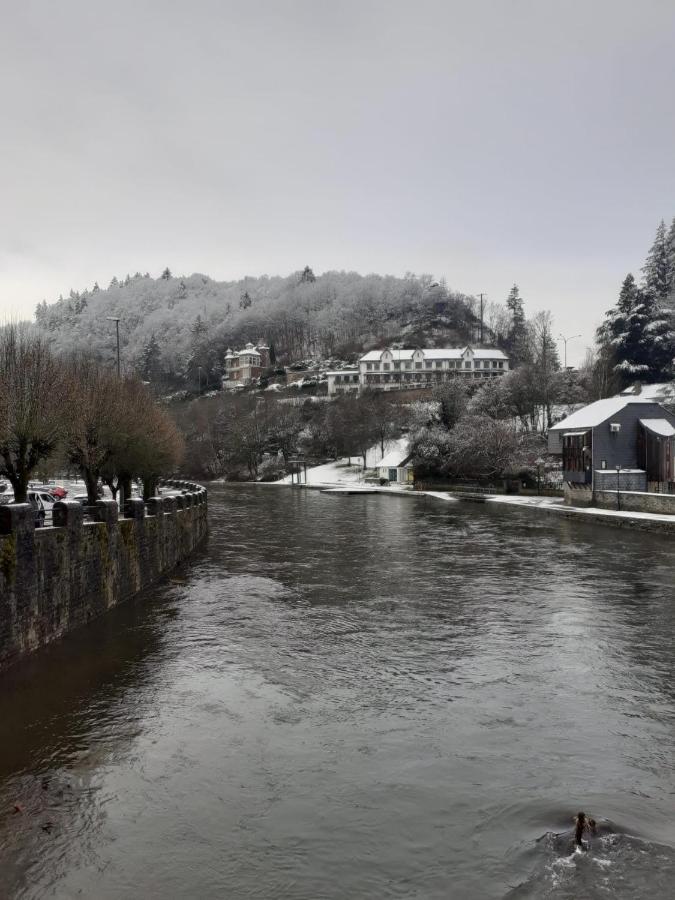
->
(0, 486, 674, 899)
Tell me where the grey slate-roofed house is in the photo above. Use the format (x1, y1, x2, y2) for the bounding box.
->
(548, 397, 675, 492)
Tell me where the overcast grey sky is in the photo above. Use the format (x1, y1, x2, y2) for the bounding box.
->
(2, 0, 675, 363)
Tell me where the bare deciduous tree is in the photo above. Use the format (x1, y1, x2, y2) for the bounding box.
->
(0, 324, 68, 502)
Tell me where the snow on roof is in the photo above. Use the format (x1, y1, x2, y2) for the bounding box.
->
(378, 448, 412, 468)
(639, 418, 675, 437)
(549, 397, 661, 432)
(618, 382, 675, 401)
(359, 347, 508, 362)
(326, 369, 359, 376)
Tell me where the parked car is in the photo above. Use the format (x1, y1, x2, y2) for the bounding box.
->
(28, 493, 46, 528)
(0, 481, 13, 505)
(49, 486, 68, 499)
(27, 490, 57, 525)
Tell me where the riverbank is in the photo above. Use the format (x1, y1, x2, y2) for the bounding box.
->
(268, 446, 675, 534)
(271, 468, 675, 533)
(424, 491, 675, 533)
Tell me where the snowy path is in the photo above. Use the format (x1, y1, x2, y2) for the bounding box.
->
(275, 437, 409, 487)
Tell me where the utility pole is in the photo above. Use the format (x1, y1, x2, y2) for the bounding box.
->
(105, 316, 122, 510)
(106, 317, 121, 377)
(558, 333, 581, 370)
(478, 293, 485, 344)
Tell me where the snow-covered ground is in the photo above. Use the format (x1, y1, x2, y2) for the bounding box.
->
(276, 437, 410, 488)
(425, 491, 675, 525)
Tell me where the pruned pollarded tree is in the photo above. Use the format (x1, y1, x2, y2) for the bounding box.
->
(138, 402, 185, 499)
(0, 324, 69, 502)
(63, 356, 123, 503)
(99, 377, 185, 500)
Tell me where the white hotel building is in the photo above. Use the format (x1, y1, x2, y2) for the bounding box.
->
(327, 346, 509, 395)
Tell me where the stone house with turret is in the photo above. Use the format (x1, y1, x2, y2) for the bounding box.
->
(222, 342, 271, 387)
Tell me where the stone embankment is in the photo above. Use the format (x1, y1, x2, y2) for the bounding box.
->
(0, 481, 207, 672)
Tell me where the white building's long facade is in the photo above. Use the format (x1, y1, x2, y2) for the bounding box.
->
(327, 346, 509, 395)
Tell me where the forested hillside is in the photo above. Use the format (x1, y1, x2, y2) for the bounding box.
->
(35, 268, 485, 389)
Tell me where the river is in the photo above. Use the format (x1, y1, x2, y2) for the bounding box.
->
(1, 486, 674, 899)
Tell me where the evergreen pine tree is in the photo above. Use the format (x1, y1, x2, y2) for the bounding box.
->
(239, 291, 252, 309)
(505, 283, 529, 364)
(642, 220, 670, 299)
(161, 267, 172, 280)
(190, 315, 208, 339)
(300, 265, 316, 283)
(140, 334, 163, 381)
(666, 217, 675, 299)
(597, 272, 675, 385)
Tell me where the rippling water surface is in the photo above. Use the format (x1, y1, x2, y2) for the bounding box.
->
(0, 486, 674, 899)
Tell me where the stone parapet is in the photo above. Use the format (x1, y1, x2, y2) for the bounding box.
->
(0, 480, 208, 672)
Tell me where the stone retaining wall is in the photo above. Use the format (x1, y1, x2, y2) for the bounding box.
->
(0, 481, 208, 672)
(593, 489, 675, 516)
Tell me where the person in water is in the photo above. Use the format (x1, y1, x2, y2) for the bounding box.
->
(574, 811, 597, 850)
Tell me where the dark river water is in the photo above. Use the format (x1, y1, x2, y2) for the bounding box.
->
(1, 486, 674, 899)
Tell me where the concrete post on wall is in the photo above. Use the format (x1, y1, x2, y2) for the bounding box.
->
(145, 497, 163, 517)
(52, 500, 84, 532)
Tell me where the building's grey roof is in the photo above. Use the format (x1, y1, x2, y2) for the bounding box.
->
(359, 347, 508, 362)
(639, 418, 675, 437)
(378, 449, 413, 468)
(549, 397, 659, 432)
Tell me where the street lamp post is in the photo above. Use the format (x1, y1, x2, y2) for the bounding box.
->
(198, 365, 204, 395)
(558, 333, 581, 370)
(106, 317, 121, 377)
(616, 464, 621, 511)
(535, 456, 545, 495)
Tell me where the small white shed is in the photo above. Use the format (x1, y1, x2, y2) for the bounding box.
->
(377, 449, 414, 484)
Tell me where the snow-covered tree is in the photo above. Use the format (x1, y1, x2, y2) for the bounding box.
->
(505, 283, 530, 364)
(597, 272, 675, 385)
(140, 334, 163, 381)
(642, 219, 671, 300)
